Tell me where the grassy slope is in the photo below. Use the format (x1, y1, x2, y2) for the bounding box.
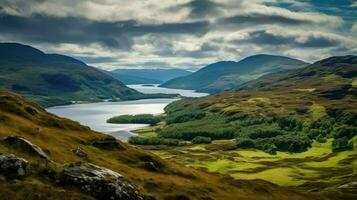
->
(161, 54, 307, 93)
(132, 55, 357, 199)
(0, 92, 311, 200)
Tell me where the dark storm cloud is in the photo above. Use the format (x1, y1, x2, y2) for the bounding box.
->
(246, 30, 343, 48)
(218, 13, 310, 27)
(0, 14, 210, 50)
(184, 0, 222, 18)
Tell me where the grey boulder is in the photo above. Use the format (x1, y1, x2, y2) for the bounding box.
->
(3, 136, 50, 160)
(61, 162, 143, 200)
(0, 153, 30, 178)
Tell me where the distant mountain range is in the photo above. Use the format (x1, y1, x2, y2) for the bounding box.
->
(0, 43, 140, 107)
(108, 68, 192, 84)
(161, 54, 308, 93)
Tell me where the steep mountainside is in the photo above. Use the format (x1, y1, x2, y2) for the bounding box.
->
(0, 43, 140, 107)
(0, 92, 311, 200)
(109, 68, 192, 84)
(161, 54, 307, 93)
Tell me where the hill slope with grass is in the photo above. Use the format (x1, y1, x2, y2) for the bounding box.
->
(0, 91, 312, 200)
(161, 54, 307, 93)
(0, 43, 140, 107)
(109, 68, 192, 84)
(129, 55, 357, 199)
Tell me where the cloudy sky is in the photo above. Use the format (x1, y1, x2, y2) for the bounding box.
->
(0, 0, 356, 70)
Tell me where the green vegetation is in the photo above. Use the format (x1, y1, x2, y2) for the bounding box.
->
(0, 92, 312, 200)
(191, 136, 212, 144)
(128, 137, 180, 146)
(107, 114, 161, 125)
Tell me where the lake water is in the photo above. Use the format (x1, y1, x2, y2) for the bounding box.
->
(47, 85, 208, 141)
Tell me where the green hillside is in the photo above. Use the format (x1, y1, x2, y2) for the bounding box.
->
(129, 55, 357, 199)
(161, 54, 307, 93)
(0, 43, 140, 107)
(0, 91, 312, 200)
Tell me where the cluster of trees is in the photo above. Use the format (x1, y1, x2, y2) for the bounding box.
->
(332, 137, 354, 152)
(192, 136, 212, 144)
(236, 135, 312, 154)
(159, 128, 235, 140)
(107, 114, 161, 125)
(166, 111, 206, 124)
(128, 137, 180, 146)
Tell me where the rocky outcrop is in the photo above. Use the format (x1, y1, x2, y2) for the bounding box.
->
(3, 136, 50, 160)
(0, 153, 30, 178)
(72, 147, 88, 158)
(61, 162, 143, 200)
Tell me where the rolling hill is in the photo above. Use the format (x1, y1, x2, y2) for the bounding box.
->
(0, 43, 140, 107)
(109, 68, 192, 84)
(130, 55, 357, 199)
(161, 54, 308, 93)
(0, 91, 311, 200)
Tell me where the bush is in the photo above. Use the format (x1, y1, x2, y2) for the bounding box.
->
(255, 135, 312, 153)
(128, 137, 180, 146)
(334, 125, 357, 139)
(107, 114, 161, 125)
(332, 137, 353, 152)
(316, 134, 327, 143)
(276, 116, 302, 131)
(261, 143, 278, 155)
(308, 129, 328, 139)
(247, 129, 284, 139)
(166, 111, 206, 124)
(236, 138, 255, 149)
(192, 136, 212, 144)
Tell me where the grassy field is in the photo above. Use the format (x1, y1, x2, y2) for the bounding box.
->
(136, 128, 357, 188)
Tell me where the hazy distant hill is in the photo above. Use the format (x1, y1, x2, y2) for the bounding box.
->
(109, 68, 192, 84)
(0, 43, 140, 107)
(161, 54, 308, 93)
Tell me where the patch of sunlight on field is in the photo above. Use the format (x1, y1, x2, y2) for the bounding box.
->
(133, 127, 158, 137)
(232, 167, 319, 186)
(248, 97, 271, 103)
(152, 151, 174, 159)
(188, 145, 206, 151)
(304, 151, 356, 168)
(309, 103, 326, 120)
(202, 159, 264, 174)
(322, 74, 341, 81)
(352, 79, 357, 86)
(295, 88, 316, 92)
(277, 140, 332, 159)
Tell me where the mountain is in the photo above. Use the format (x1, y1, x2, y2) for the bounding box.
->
(161, 54, 308, 93)
(0, 91, 310, 200)
(133, 56, 357, 199)
(0, 43, 140, 107)
(109, 68, 192, 84)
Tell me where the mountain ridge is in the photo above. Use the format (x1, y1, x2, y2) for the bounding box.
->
(161, 54, 308, 93)
(0, 43, 140, 107)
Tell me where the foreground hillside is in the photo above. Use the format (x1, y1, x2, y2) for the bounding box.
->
(0, 43, 140, 107)
(129, 56, 357, 199)
(109, 68, 192, 84)
(0, 92, 312, 200)
(161, 54, 307, 93)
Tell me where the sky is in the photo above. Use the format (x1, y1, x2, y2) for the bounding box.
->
(0, 0, 356, 71)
